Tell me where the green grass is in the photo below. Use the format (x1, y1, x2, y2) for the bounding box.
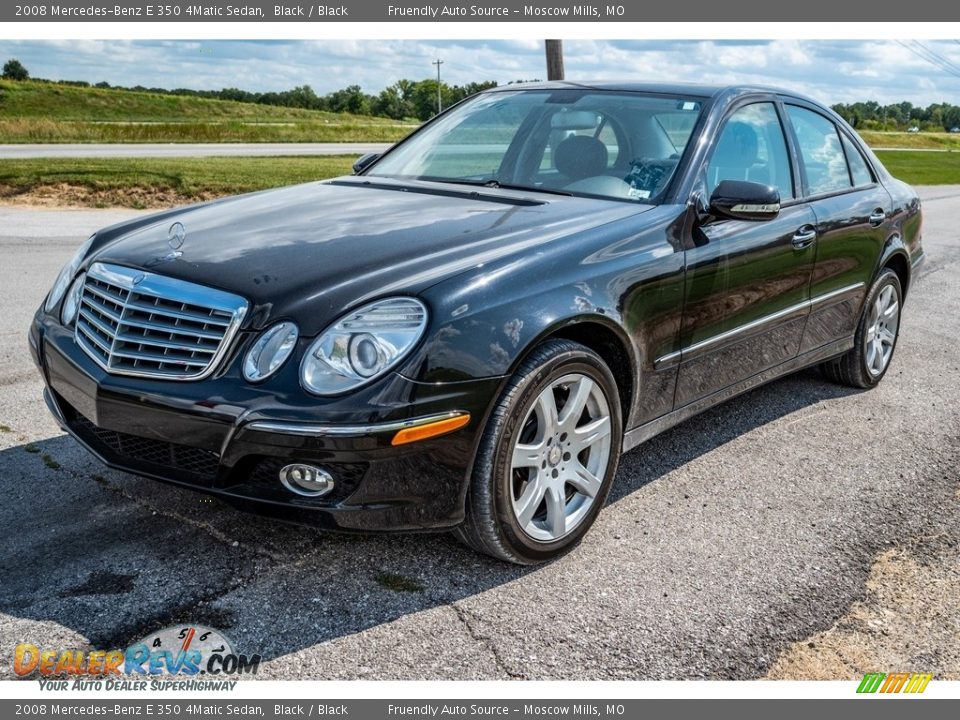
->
(1, 151, 954, 209)
(860, 130, 960, 151)
(0, 155, 357, 207)
(0, 80, 417, 143)
(875, 150, 960, 185)
(0, 119, 414, 144)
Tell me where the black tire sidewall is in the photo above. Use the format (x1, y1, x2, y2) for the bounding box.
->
(854, 270, 903, 387)
(486, 347, 622, 563)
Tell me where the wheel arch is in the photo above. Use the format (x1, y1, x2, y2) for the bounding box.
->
(507, 315, 637, 426)
(881, 249, 910, 300)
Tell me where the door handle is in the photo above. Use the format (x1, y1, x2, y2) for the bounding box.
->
(791, 226, 817, 249)
(869, 209, 886, 227)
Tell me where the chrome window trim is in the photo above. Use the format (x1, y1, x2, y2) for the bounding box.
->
(654, 282, 865, 369)
(75, 262, 249, 382)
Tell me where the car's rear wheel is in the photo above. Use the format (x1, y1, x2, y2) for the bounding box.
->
(454, 339, 622, 564)
(821, 268, 902, 389)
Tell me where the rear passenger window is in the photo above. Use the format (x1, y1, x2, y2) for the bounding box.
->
(841, 134, 874, 187)
(786, 105, 852, 196)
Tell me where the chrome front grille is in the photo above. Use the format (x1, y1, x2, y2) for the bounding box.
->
(75, 262, 248, 380)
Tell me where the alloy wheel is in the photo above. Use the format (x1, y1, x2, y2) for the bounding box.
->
(864, 284, 900, 377)
(509, 373, 613, 543)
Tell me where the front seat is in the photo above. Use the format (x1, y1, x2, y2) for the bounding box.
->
(554, 135, 608, 182)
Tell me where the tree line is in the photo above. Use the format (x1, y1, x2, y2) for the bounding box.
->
(2, 57, 498, 121)
(215, 79, 500, 121)
(830, 100, 960, 131)
(5, 57, 960, 129)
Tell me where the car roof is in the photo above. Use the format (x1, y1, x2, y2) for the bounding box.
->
(485, 80, 817, 104)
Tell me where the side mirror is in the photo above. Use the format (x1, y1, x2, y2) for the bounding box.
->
(352, 153, 380, 174)
(709, 180, 780, 221)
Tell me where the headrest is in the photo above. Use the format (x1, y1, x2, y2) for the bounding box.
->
(554, 135, 609, 180)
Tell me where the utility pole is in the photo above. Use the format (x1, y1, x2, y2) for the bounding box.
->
(545, 40, 564, 81)
(432, 58, 444, 114)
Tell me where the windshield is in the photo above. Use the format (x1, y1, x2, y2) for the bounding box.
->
(368, 89, 704, 203)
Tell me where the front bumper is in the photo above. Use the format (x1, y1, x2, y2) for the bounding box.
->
(31, 313, 503, 532)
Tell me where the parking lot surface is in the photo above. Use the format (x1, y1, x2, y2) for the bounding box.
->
(1, 189, 957, 680)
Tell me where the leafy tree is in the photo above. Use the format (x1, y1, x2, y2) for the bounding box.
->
(2, 58, 29, 81)
(832, 99, 960, 131)
(411, 79, 457, 120)
(372, 84, 413, 120)
(326, 85, 370, 115)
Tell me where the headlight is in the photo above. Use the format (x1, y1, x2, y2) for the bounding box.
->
(243, 321, 299, 382)
(60, 273, 86, 327)
(45, 235, 95, 314)
(300, 297, 427, 396)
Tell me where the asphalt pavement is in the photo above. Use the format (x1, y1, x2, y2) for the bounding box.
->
(0, 189, 957, 680)
(0, 143, 392, 159)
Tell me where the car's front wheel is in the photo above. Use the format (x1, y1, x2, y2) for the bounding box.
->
(454, 339, 622, 564)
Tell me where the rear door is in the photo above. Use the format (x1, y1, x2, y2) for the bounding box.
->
(676, 100, 817, 407)
(782, 103, 893, 353)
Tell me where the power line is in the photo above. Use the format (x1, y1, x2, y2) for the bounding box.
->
(896, 40, 960, 79)
(915, 41, 960, 75)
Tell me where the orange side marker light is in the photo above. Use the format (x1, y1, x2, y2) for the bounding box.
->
(391, 414, 470, 446)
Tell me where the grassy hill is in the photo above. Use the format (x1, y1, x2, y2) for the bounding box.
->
(859, 130, 960, 151)
(0, 81, 956, 207)
(0, 80, 417, 143)
(0, 155, 357, 208)
(2, 150, 953, 210)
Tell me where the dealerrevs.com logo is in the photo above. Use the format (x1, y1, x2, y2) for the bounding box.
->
(14, 625, 261, 690)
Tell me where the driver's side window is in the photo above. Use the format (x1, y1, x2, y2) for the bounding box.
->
(707, 103, 795, 201)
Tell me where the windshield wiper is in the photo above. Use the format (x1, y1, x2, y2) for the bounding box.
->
(425, 178, 573, 197)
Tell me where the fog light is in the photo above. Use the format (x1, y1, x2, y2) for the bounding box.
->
(279, 463, 334, 497)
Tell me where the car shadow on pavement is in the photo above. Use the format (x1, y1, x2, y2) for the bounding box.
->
(0, 367, 860, 674)
(607, 367, 861, 503)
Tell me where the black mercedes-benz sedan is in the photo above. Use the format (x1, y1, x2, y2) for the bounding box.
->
(30, 82, 924, 564)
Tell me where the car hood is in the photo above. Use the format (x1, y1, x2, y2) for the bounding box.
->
(92, 177, 652, 335)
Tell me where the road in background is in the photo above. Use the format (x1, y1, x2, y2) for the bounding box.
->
(0, 143, 392, 159)
(0, 190, 957, 680)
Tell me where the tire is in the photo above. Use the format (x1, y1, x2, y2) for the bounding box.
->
(453, 339, 623, 564)
(821, 268, 902, 389)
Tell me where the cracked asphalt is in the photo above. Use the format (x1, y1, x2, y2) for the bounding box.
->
(0, 189, 957, 680)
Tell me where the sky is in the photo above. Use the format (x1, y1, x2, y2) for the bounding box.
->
(1, 39, 958, 106)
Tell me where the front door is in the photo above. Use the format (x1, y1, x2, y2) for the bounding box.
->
(676, 101, 816, 407)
